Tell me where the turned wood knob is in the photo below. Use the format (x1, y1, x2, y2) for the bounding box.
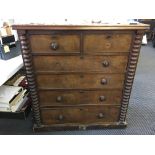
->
(106, 35, 112, 39)
(101, 78, 107, 85)
(98, 113, 104, 119)
(51, 42, 59, 50)
(58, 115, 64, 120)
(56, 96, 63, 102)
(105, 42, 111, 49)
(102, 60, 109, 67)
(99, 96, 106, 101)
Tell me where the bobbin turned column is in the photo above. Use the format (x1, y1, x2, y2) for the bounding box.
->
(119, 30, 144, 124)
(18, 31, 41, 127)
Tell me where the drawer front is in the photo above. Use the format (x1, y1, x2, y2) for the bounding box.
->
(84, 33, 133, 53)
(33, 55, 128, 73)
(39, 90, 122, 106)
(36, 74, 125, 89)
(30, 34, 80, 53)
(40, 106, 120, 125)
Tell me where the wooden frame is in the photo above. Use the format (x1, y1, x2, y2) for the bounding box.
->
(119, 30, 144, 124)
(18, 30, 41, 126)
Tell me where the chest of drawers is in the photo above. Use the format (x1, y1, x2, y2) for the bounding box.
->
(13, 24, 149, 131)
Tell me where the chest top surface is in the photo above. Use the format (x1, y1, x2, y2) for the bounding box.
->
(12, 23, 149, 30)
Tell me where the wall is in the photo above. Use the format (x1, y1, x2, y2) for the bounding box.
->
(0, 0, 153, 24)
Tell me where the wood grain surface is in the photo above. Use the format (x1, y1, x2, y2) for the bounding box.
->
(40, 105, 120, 125)
(39, 90, 123, 106)
(32, 55, 128, 73)
(36, 73, 125, 89)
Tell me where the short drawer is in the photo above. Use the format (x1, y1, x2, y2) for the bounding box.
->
(33, 55, 128, 73)
(84, 32, 133, 53)
(36, 73, 125, 89)
(29, 34, 80, 53)
(40, 105, 120, 125)
(39, 90, 122, 106)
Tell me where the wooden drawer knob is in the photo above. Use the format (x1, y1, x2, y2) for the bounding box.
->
(101, 78, 107, 85)
(106, 35, 112, 39)
(51, 42, 59, 50)
(98, 113, 104, 119)
(99, 96, 106, 101)
(58, 115, 64, 120)
(102, 60, 109, 67)
(56, 96, 63, 102)
(105, 42, 111, 49)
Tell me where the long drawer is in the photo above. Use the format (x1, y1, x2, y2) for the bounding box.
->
(36, 73, 125, 89)
(33, 55, 128, 73)
(84, 32, 132, 53)
(40, 105, 120, 125)
(39, 90, 122, 106)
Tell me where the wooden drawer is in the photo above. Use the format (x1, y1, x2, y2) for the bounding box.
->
(39, 90, 122, 106)
(29, 34, 80, 53)
(84, 32, 133, 53)
(33, 55, 128, 73)
(36, 73, 125, 89)
(40, 105, 120, 125)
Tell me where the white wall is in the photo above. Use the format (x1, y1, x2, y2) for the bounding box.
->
(0, 0, 154, 24)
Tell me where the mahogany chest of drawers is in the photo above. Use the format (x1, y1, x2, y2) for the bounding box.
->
(13, 24, 149, 131)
